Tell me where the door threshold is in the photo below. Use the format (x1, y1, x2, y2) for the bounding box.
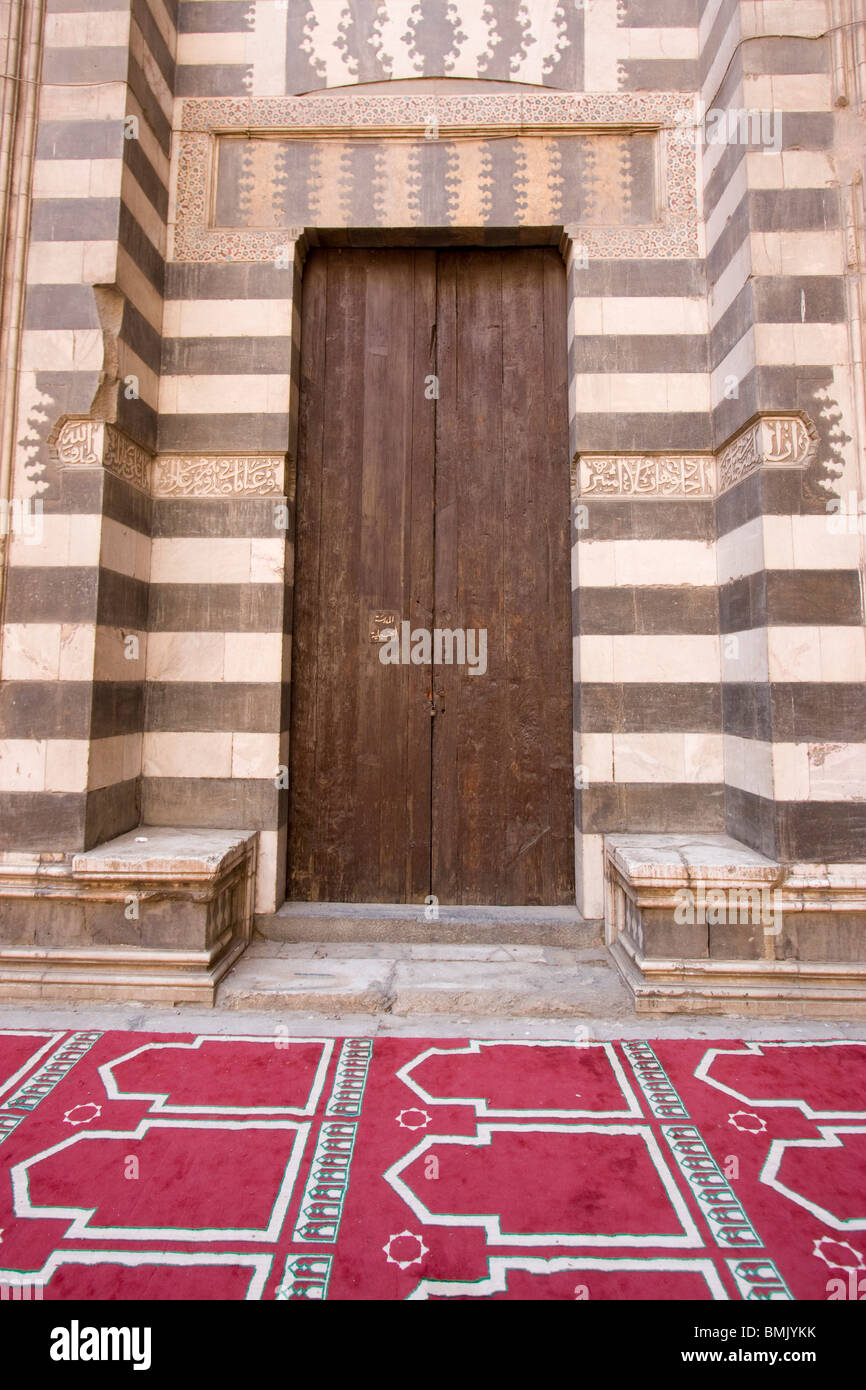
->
(256, 901, 602, 948)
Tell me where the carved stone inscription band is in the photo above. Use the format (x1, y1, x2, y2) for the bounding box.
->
(53, 416, 816, 504)
(716, 416, 818, 494)
(51, 418, 287, 498)
(575, 416, 819, 500)
(153, 455, 286, 498)
(579, 454, 715, 498)
(51, 419, 150, 491)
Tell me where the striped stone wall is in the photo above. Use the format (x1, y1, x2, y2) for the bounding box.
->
(0, 0, 177, 851)
(118, 0, 176, 453)
(701, 0, 866, 864)
(567, 236, 719, 919)
(109, 0, 176, 855)
(144, 252, 300, 912)
(0, 0, 863, 937)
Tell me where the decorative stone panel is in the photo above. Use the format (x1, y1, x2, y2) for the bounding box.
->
(50, 418, 151, 492)
(152, 455, 287, 498)
(173, 93, 699, 262)
(573, 415, 819, 501)
(577, 454, 716, 499)
(0, 828, 258, 1005)
(604, 834, 866, 1016)
(717, 416, 819, 495)
(51, 419, 289, 500)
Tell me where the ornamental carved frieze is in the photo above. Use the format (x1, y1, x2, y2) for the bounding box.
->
(578, 454, 715, 498)
(51, 418, 151, 491)
(52, 417, 102, 467)
(50, 420, 288, 499)
(103, 427, 151, 492)
(152, 454, 286, 498)
(173, 92, 699, 263)
(574, 415, 819, 504)
(716, 415, 819, 495)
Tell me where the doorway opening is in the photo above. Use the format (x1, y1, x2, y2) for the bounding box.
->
(287, 246, 574, 906)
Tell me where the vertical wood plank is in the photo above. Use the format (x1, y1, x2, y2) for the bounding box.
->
(432, 247, 574, 904)
(288, 248, 436, 901)
(286, 249, 329, 900)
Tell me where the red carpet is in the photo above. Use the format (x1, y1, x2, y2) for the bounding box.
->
(0, 1029, 864, 1300)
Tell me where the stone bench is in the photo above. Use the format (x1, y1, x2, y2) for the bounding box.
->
(605, 833, 866, 1017)
(0, 827, 257, 1005)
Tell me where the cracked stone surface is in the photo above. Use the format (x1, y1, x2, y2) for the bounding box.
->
(2, 944, 865, 1040)
(215, 941, 628, 1018)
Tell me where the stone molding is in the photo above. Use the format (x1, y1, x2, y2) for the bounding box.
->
(179, 90, 695, 139)
(610, 934, 866, 1017)
(173, 92, 699, 263)
(574, 415, 818, 501)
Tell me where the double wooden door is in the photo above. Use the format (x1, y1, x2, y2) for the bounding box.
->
(287, 246, 574, 905)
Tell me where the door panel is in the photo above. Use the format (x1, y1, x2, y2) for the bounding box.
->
(287, 248, 436, 901)
(288, 246, 574, 906)
(431, 248, 575, 905)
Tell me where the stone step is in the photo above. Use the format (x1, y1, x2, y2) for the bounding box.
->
(255, 902, 602, 949)
(217, 940, 630, 1018)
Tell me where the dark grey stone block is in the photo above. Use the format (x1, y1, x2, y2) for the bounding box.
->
(30, 197, 119, 241)
(145, 681, 283, 733)
(579, 683, 722, 734)
(157, 413, 291, 453)
(147, 583, 287, 634)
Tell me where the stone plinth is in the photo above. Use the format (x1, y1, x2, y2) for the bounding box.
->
(0, 828, 257, 1005)
(605, 835, 866, 1016)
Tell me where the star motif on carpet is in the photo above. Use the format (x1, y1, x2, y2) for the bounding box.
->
(396, 1108, 431, 1130)
(812, 1237, 865, 1272)
(383, 1231, 429, 1270)
(728, 1110, 766, 1133)
(63, 1102, 102, 1126)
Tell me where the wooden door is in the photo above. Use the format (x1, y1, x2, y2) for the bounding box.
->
(287, 246, 574, 905)
(432, 249, 574, 904)
(286, 248, 436, 901)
